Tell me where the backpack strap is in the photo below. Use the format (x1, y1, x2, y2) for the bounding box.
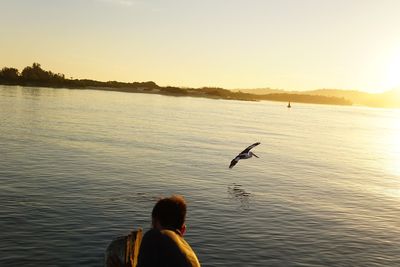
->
(125, 228, 143, 267)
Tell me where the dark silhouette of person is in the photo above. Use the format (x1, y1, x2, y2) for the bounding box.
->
(137, 195, 201, 267)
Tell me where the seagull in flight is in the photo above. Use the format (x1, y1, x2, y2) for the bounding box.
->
(229, 142, 260, 169)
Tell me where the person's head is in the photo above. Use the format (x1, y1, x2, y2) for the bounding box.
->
(151, 195, 187, 234)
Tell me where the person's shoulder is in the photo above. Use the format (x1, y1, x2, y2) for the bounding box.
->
(140, 229, 162, 244)
(148, 229, 184, 252)
(143, 228, 162, 238)
(159, 230, 201, 267)
(159, 229, 182, 240)
(142, 229, 179, 246)
(140, 229, 201, 267)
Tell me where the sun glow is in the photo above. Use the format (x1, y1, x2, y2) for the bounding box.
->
(382, 51, 400, 90)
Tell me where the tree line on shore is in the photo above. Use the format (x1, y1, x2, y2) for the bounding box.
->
(0, 63, 352, 105)
(0, 63, 160, 90)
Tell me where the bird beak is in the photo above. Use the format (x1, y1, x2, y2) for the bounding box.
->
(253, 153, 259, 158)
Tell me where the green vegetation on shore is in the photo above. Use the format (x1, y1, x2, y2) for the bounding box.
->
(0, 63, 352, 106)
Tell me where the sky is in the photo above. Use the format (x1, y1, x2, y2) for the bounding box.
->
(1, 0, 400, 93)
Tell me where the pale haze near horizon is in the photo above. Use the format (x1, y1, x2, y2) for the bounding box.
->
(1, 0, 400, 93)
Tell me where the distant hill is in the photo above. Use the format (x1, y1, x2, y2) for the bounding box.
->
(373, 89, 400, 108)
(234, 88, 400, 108)
(233, 88, 286, 95)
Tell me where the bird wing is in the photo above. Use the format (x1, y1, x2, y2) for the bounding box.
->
(240, 142, 260, 154)
(229, 157, 239, 168)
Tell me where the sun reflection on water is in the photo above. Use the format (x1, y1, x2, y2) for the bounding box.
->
(380, 111, 400, 198)
(383, 117, 400, 177)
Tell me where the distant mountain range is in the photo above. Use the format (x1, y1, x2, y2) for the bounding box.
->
(233, 88, 400, 108)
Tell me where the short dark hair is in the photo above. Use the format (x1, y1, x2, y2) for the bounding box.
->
(152, 195, 187, 230)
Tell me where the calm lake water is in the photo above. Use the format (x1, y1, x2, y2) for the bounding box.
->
(1, 85, 399, 267)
